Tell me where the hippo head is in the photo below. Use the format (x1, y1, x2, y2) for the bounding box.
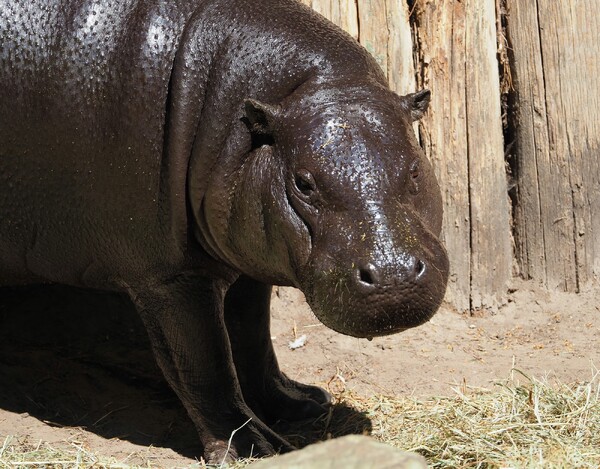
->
(198, 83, 449, 338)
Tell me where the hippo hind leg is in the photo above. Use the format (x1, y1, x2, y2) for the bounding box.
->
(224, 275, 331, 423)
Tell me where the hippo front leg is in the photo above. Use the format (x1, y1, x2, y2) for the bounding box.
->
(224, 275, 331, 423)
(128, 273, 293, 463)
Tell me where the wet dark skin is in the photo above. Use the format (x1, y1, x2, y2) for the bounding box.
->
(0, 0, 449, 462)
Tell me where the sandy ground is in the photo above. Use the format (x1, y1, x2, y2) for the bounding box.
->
(0, 280, 598, 467)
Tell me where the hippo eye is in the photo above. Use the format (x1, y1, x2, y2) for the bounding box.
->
(295, 170, 316, 197)
(409, 161, 420, 194)
(410, 161, 420, 179)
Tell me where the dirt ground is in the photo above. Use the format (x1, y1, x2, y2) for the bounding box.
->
(0, 280, 598, 467)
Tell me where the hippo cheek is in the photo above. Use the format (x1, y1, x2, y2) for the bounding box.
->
(299, 240, 449, 338)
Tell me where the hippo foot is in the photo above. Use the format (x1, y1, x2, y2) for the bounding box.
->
(246, 373, 332, 424)
(202, 417, 295, 464)
(282, 374, 333, 408)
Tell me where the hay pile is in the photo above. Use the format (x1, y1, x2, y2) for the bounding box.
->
(1, 369, 598, 468)
(344, 368, 600, 468)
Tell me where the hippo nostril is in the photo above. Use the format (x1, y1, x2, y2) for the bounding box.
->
(357, 263, 379, 287)
(359, 268, 375, 285)
(415, 260, 425, 277)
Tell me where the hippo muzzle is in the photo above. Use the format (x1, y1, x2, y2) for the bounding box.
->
(298, 202, 449, 338)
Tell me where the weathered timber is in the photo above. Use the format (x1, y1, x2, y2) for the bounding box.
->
(357, 0, 415, 94)
(464, 0, 512, 309)
(508, 0, 600, 291)
(307, 0, 414, 94)
(413, 0, 511, 310)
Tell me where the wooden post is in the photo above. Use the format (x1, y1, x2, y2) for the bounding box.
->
(507, 0, 600, 291)
(308, 0, 414, 94)
(464, 0, 512, 309)
(413, 0, 512, 310)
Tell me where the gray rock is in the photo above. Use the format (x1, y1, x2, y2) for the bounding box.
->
(249, 435, 427, 469)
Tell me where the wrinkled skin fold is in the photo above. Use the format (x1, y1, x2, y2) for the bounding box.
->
(0, 0, 448, 462)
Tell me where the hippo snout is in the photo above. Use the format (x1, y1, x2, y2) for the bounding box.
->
(300, 229, 449, 339)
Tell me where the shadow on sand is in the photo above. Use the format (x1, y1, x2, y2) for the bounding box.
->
(0, 285, 371, 458)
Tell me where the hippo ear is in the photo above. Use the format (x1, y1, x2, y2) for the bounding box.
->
(244, 99, 280, 135)
(405, 89, 431, 121)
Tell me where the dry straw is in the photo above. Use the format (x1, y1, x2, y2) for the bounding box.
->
(272, 366, 599, 468)
(346, 367, 600, 468)
(1, 367, 598, 468)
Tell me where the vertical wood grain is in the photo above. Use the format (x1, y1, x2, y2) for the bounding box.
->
(505, 0, 551, 286)
(414, 0, 511, 310)
(508, 0, 600, 290)
(465, 0, 512, 309)
(311, 0, 415, 94)
(355, 0, 388, 72)
(354, 0, 415, 94)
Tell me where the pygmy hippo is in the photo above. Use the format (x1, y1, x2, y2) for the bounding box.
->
(0, 0, 449, 462)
